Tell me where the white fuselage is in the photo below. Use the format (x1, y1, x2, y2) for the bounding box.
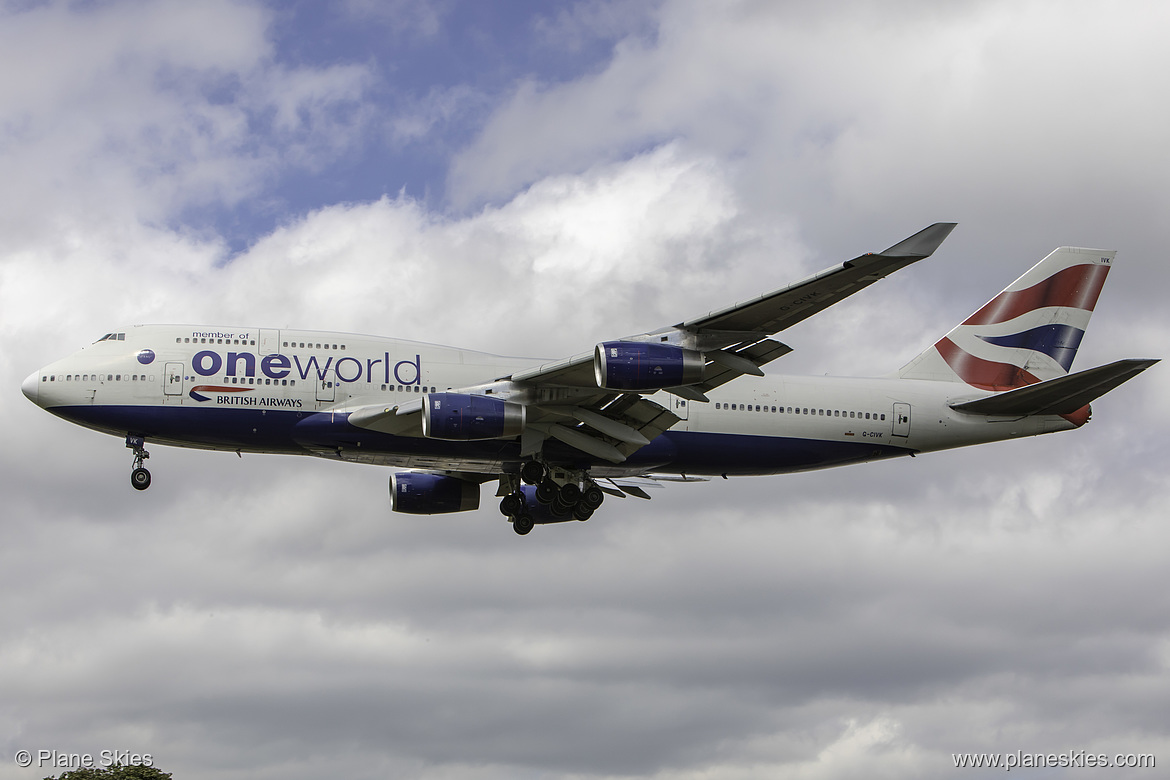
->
(23, 324, 1079, 478)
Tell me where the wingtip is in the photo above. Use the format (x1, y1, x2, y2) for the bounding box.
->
(879, 222, 958, 258)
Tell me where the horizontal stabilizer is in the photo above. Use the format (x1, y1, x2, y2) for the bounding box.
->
(950, 358, 1158, 416)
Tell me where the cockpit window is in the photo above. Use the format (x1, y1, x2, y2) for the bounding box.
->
(93, 332, 126, 343)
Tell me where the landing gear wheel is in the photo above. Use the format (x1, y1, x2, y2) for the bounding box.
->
(512, 513, 535, 535)
(520, 460, 545, 485)
(552, 482, 582, 516)
(500, 493, 523, 517)
(126, 435, 151, 491)
(581, 484, 605, 511)
(131, 467, 152, 491)
(535, 478, 558, 505)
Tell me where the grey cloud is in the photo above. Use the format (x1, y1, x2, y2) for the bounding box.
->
(3, 1, 1169, 779)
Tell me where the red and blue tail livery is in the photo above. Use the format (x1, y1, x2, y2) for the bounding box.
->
(900, 247, 1112, 390)
(21, 225, 1157, 535)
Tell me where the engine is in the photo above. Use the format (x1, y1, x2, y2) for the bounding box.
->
(594, 341, 704, 391)
(390, 472, 480, 514)
(421, 392, 525, 441)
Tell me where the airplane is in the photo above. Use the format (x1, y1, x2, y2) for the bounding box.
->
(21, 223, 1157, 535)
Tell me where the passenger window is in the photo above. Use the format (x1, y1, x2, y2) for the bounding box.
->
(880, 414, 886, 421)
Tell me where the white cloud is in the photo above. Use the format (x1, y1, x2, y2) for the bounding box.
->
(214, 143, 787, 356)
(0, 0, 375, 244)
(2, 2, 1169, 779)
(449, 0, 1170, 287)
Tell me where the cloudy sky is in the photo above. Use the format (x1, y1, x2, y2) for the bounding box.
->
(3, 1, 1169, 778)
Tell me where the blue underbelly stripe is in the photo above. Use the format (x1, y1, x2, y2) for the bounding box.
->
(51, 405, 913, 476)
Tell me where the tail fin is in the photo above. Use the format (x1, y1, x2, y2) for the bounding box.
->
(898, 247, 1113, 389)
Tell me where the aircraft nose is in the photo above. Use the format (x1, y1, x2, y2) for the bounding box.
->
(21, 371, 39, 405)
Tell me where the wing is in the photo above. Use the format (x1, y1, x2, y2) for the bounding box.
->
(678, 222, 958, 335)
(508, 223, 956, 391)
(350, 223, 957, 466)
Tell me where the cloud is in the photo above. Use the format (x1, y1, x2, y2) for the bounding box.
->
(0, 0, 376, 245)
(449, 1, 1170, 285)
(2, 2, 1170, 779)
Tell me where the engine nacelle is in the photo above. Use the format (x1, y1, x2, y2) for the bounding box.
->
(594, 341, 704, 391)
(422, 393, 525, 441)
(390, 472, 480, 514)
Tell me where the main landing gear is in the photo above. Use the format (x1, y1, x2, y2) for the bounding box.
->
(126, 434, 151, 491)
(500, 461, 606, 535)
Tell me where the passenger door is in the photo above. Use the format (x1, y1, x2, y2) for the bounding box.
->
(892, 402, 911, 438)
(164, 362, 184, 397)
(316, 368, 336, 403)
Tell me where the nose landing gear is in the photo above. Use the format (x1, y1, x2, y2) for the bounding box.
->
(126, 434, 151, 491)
